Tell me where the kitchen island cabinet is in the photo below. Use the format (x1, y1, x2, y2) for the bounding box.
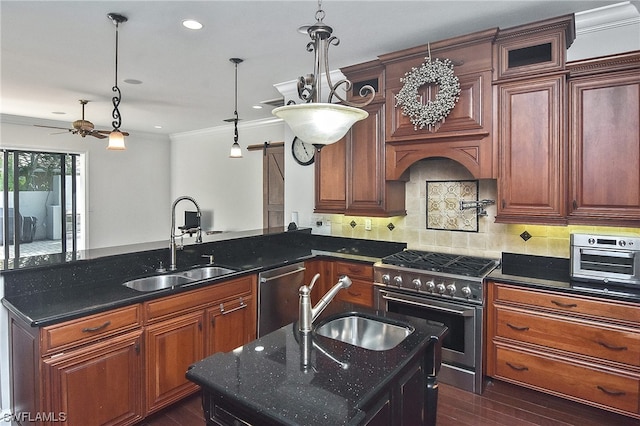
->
(486, 281, 640, 420)
(186, 303, 448, 426)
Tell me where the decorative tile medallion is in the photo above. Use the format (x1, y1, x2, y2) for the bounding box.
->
(426, 180, 479, 232)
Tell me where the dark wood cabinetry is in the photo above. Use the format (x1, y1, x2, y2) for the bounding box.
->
(495, 74, 567, 224)
(568, 52, 640, 226)
(486, 282, 640, 420)
(8, 275, 257, 425)
(333, 261, 375, 307)
(314, 61, 406, 217)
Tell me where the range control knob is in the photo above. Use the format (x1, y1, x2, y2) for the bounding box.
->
(393, 276, 403, 287)
(412, 278, 422, 291)
(425, 280, 435, 292)
(619, 240, 627, 247)
(461, 286, 472, 298)
(436, 283, 446, 294)
(446, 284, 457, 296)
(381, 274, 390, 285)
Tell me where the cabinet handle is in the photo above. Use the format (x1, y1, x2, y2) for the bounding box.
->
(501, 200, 506, 209)
(347, 290, 362, 297)
(550, 300, 577, 308)
(135, 342, 140, 355)
(597, 341, 628, 351)
(220, 299, 247, 316)
(597, 385, 626, 397)
(81, 321, 111, 333)
(572, 200, 578, 210)
(506, 362, 529, 372)
(506, 323, 529, 331)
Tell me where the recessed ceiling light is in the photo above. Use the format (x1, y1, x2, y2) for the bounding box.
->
(252, 105, 263, 109)
(124, 79, 142, 84)
(52, 111, 66, 115)
(182, 19, 203, 30)
(154, 125, 162, 129)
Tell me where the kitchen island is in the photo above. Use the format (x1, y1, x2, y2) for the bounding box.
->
(186, 302, 448, 426)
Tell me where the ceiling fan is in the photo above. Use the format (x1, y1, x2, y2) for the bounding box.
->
(35, 99, 129, 139)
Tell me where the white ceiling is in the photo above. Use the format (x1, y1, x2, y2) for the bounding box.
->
(0, 0, 630, 137)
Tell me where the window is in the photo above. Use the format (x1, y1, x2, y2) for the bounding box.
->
(1, 149, 85, 268)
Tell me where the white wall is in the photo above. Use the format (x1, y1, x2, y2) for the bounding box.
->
(0, 116, 172, 249)
(170, 118, 284, 232)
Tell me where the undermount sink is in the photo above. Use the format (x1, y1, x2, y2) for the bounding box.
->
(179, 266, 237, 281)
(123, 266, 238, 292)
(314, 314, 414, 351)
(123, 274, 194, 292)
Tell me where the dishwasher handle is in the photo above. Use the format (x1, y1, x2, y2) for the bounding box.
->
(260, 266, 306, 283)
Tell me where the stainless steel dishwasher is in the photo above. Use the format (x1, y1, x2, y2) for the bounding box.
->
(257, 262, 306, 337)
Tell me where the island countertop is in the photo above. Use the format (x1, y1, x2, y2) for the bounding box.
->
(186, 302, 448, 426)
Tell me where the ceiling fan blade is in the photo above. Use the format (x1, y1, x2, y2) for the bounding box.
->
(34, 124, 72, 131)
(88, 132, 107, 139)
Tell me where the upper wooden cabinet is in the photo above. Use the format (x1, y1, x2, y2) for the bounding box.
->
(567, 52, 640, 227)
(493, 15, 575, 81)
(315, 61, 406, 217)
(495, 74, 567, 224)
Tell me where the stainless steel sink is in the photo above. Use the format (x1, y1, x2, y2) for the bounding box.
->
(314, 314, 414, 351)
(123, 274, 195, 292)
(178, 266, 236, 281)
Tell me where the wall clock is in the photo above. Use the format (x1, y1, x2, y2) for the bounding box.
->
(291, 137, 315, 166)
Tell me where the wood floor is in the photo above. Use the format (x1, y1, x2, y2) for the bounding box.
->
(141, 379, 639, 425)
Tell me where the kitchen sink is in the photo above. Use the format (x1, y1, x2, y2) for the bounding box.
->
(178, 266, 237, 281)
(123, 274, 195, 292)
(314, 314, 414, 351)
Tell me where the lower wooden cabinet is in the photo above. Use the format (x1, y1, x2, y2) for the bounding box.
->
(8, 274, 257, 425)
(43, 331, 144, 426)
(487, 282, 640, 420)
(334, 261, 375, 307)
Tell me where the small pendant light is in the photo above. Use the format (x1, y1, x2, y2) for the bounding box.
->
(228, 58, 244, 158)
(107, 13, 128, 150)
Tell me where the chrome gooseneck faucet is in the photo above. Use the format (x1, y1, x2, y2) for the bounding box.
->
(299, 273, 352, 333)
(169, 196, 202, 271)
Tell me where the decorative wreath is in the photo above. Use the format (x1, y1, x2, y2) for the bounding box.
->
(395, 57, 461, 131)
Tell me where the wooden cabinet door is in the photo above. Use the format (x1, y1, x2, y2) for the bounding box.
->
(569, 70, 640, 226)
(145, 311, 204, 414)
(496, 75, 566, 224)
(314, 137, 346, 213)
(304, 259, 334, 301)
(43, 331, 143, 426)
(206, 295, 255, 356)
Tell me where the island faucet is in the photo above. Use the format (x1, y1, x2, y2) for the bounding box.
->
(169, 196, 202, 271)
(299, 273, 352, 333)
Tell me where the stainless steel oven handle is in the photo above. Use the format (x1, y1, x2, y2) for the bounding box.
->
(581, 249, 633, 258)
(381, 293, 474, 317)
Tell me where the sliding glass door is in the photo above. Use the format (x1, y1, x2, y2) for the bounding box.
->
(1, 149, 84, 268)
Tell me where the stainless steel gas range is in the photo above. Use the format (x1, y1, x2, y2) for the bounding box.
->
(373, 250, 499, 394)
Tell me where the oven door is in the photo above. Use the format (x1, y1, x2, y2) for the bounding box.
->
(375, 287, 481, 369)
(572, 247, 640, 285)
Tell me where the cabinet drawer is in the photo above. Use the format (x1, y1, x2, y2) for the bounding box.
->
(42, 305, 141, 354)
(493, 283, 640, 326)
(335, 261, 373, 279)
(495, 345, 640, 415)
(335, 278, 374, 307)
(495, 307, 640, 366)
(145, 275, 254, 323)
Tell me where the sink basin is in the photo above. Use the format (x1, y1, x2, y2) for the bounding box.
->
(123, 274, 194, 292)
(178, 266, 236, 281)
(315, 314, 414, 351)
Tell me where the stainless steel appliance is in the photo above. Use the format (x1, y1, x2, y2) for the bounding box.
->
(570, 233, 640, 294)
(258, 263, 306, 337)
(373, 250, 499, 394)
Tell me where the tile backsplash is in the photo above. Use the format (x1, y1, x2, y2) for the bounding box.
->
(322, 158, 640, 259)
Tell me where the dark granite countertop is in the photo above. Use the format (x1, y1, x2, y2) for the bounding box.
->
(488, 252, 640, 303)
(1, 230, 406, 327)
(186, 302, 447, 426)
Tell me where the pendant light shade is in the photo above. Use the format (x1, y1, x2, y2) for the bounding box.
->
(228, 58, 244, 158)
(272, 0, 374, 148)
(107, 13, 128, 151)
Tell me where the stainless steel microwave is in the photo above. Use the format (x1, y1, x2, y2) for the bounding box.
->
(571, 234, 640, 286)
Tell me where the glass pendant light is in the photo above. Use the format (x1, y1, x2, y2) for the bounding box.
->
(228, 58, 244, 158)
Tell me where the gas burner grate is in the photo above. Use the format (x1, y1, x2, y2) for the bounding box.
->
(381, 250, 498, 277)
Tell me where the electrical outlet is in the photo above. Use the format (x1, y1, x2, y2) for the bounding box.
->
(365, 219, 372, 231)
